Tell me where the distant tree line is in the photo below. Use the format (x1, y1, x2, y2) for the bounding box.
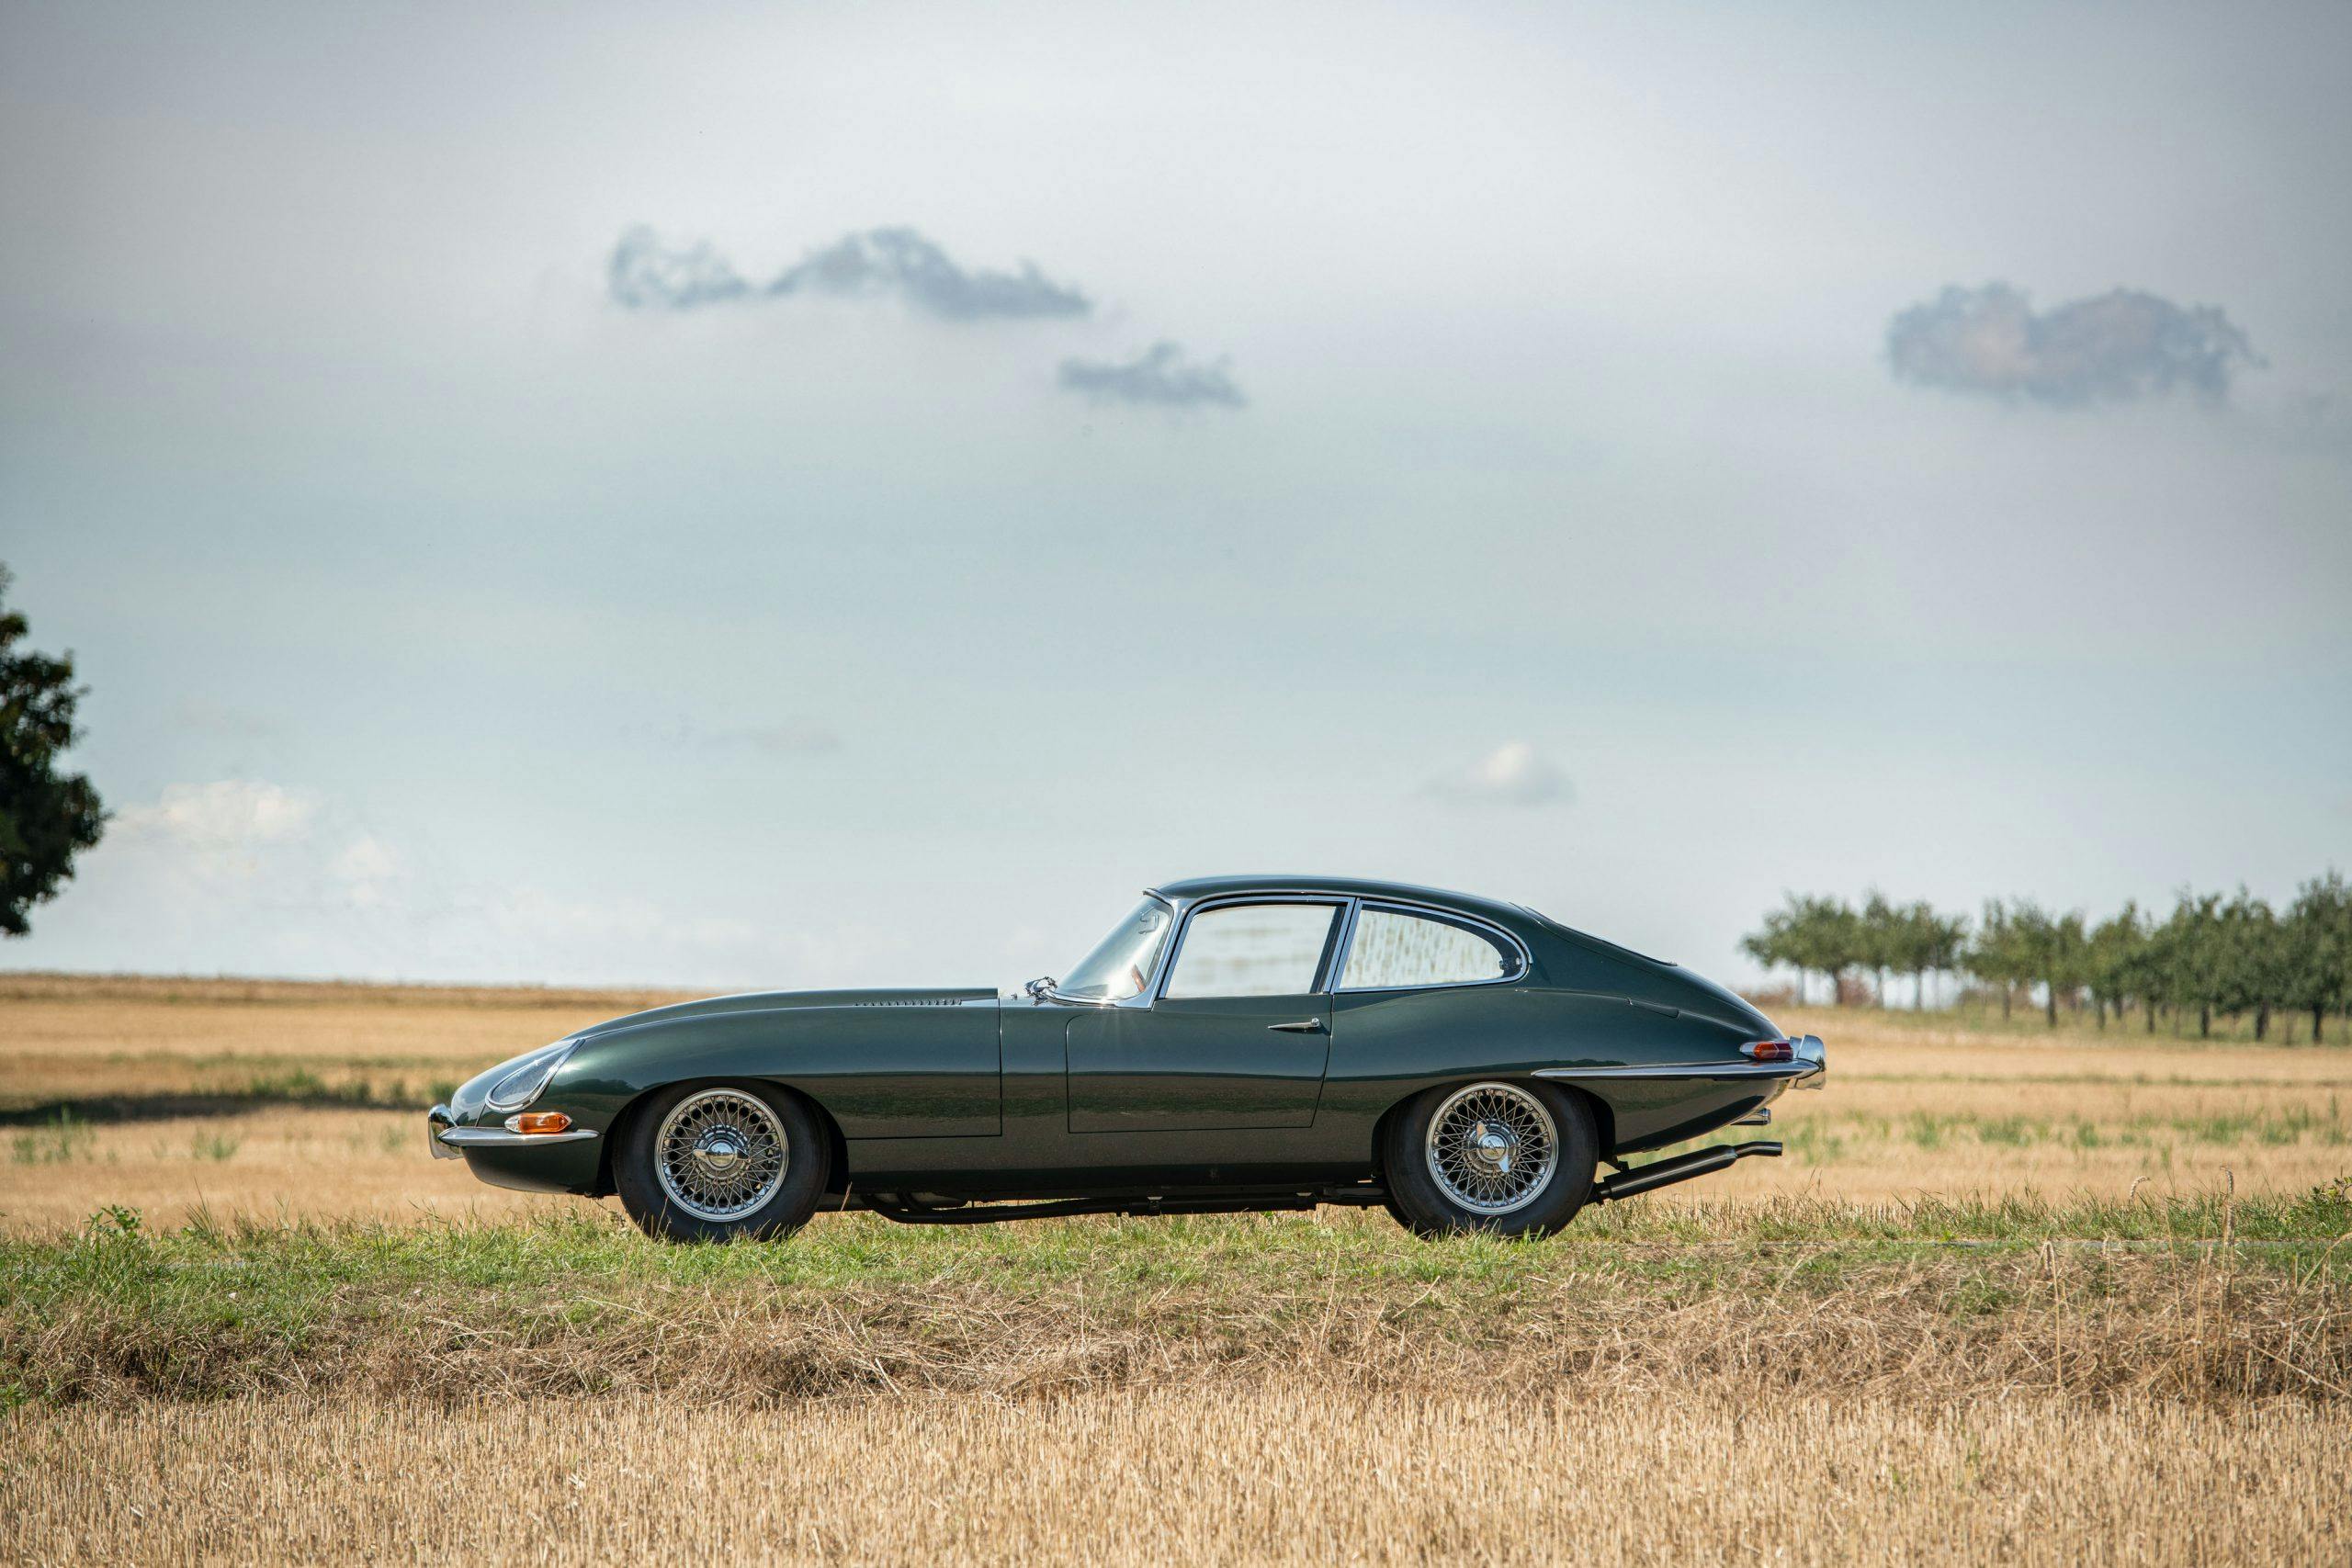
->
(1740, 874, 2352, 1042)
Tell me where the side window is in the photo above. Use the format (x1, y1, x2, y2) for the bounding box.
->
(1340, 908, 1514, 989)
(1163, 903, 1340, 998)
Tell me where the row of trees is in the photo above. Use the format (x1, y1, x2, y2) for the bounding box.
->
(1741, 874, 2352, 1042)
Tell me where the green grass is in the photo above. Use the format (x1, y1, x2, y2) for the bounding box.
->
(6, 1184, 2344, 1318)
(8, 1111, 95, 1165)
(5, 1185, 2345, 1410)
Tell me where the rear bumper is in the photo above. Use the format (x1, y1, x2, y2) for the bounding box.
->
(1534, 1033, 1827, 1089)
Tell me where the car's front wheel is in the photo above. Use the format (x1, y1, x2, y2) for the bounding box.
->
(1382, 1079, 1597, 1237)
(615, 1081, 829, 1242)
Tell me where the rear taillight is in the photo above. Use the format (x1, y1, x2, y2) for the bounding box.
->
(1738, 1039, 1794, 1063)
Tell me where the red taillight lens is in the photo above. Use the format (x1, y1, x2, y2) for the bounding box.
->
(1739, 1039, 1794, 1063)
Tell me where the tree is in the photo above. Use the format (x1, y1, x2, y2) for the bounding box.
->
(2086, 902, 2149, 1029)
(1741, 892, 1860, 1006)
(1916, 904, 1969, 1010)
(2284, 872, 2352, 1044)
(1860, 890, 1900, 1006)
(1969, 899, 2032, 1021)
(2218, 889, 2284, 1042)
(1739, 897, 1801, 1001)
(1, 567, 105, 937)
(2161, 892, 2228, 1038)
(2007, 899, 2086, 1027)
(1796, 896, 1863, 1006)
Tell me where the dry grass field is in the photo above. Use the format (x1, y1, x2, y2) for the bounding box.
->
(3, 974, 2348, 1563)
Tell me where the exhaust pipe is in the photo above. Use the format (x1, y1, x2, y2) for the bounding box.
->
(1594, 1139, 1781, 1203)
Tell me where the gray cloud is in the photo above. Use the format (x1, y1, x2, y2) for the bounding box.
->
(1887, 282, 2261, 404)
(1057, 341, 1246, 409)
(608, 225, 1090, 321)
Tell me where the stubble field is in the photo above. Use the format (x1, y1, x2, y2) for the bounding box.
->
(2, 975, 2347, 1563)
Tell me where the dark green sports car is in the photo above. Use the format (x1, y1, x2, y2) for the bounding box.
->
(429, 874, 1826, 1241)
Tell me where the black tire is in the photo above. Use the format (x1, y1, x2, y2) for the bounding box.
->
(1382, 1079, 1598, 1238)
(615, 1081, 830, 1243)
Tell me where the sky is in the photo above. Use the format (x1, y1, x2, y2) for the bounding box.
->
(3, 0, 2348, 992)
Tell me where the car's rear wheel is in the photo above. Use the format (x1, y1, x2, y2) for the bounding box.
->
(616, 1082, 829, 1242)
(1382, 1079, 1597, 1237)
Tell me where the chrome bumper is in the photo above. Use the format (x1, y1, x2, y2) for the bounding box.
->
(1792, 1033, 1827, 1089)
(1533, 1034, 1827, 1089)
(427, 1103, 597, 1158)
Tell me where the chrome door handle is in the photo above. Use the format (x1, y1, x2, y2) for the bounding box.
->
(1267, 1019, 1326, 1033)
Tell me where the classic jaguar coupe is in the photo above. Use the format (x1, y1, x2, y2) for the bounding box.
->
(430, 875, 1825, 1241)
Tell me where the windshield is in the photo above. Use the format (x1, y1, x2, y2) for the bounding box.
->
(1057, 897, 1175, 1001)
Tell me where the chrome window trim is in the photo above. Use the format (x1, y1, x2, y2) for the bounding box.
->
(1049, 891, 1181, 1009)
(1327, 898, 1531, 995)
(1149, 892, 1351, 1003)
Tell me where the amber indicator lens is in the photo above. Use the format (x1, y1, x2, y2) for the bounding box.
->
(1738, 1040, 1795, 1063)
(507, 1111, 572, 1134)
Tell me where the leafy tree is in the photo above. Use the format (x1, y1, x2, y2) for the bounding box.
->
(2160, 892, 2228, 1038)
(2006, 899, 2087, 1027)
(1798, 896, 1863, 1006)
(1, 567, 105, 937)
(2086, 902, 2149, 1029)
(1742, 893, 1862, 1006)
(1915, 903, 1969, 1010)
(1739, 897, 1803, 1001)
(1744, 876, 2345, 1038)
(2219, 889, 2285, 1042)
(1860, 889, 1900, 1005)
(2284, 872, 2352, 1043)
(1968, 899, 2033, 1021)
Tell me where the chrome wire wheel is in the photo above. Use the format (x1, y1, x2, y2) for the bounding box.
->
(1423, 1082, 1559, 1216)
(654, 1088, 789, 1223)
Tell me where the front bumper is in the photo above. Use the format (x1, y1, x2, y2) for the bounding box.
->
(428, 1102, 600, 1156)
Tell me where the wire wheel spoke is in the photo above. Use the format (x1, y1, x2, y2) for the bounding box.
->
(655, 1089, 789, 1223)
(1424, 1083, 1557, 1216)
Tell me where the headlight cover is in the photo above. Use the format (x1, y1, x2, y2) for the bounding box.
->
(484, 1039, 581, 1112)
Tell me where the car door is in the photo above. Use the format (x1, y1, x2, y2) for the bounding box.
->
(1065, 897, 1343, 1134)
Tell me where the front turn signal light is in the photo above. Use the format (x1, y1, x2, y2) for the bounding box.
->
(504, 1111, 573, 1134)
(1738, 1040, 1795, 1063)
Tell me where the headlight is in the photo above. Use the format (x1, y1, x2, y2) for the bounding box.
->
(484, 1039, 580, 1112)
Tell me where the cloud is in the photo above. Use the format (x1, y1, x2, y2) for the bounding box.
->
(329, 834, 404, 908)
(609, 225, 1090, 321)
(1057, 342, 1247, 409)
(117, 780, 321, 873)
(1422, 742, 1572, 807)
(1886, 282, 2261, 405)
(112, 779, 404, 908)
(48, 777, 890, 987)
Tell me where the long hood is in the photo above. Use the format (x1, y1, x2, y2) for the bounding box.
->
(577, 987, 999, 1040)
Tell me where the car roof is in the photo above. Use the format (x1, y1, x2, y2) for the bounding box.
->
(1147, 874, 1534, 929)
